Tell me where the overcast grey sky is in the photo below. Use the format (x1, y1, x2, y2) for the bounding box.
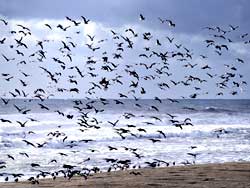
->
(0, 0, 249, 99)
(1, 0, 250, 32)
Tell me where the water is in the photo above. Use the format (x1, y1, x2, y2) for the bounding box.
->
(0, 99, 250, 181)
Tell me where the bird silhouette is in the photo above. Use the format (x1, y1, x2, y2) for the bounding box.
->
(165, 19, 175, 27)
(139, 14, 145, 21)
(81, 16, 90, 24)
(0, 18, 8, 25)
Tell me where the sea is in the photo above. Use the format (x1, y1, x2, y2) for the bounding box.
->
(0, 99, 250, 181)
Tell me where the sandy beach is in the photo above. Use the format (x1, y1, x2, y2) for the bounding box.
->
(1, 162, 250, 188)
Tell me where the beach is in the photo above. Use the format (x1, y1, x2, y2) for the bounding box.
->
(1, 162, 250, 188)
(1, 99, 250, 182)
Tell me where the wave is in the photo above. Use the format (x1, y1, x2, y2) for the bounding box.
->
(201, 106, 235, 113)
(1, 125, 249, 150)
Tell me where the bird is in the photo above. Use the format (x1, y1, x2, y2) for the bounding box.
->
(156, 39, 161, 46)
(149, 138, 161, 143)
(187, 152, 199, 159)
(31, 163, 40, 167)
(1, 98, 10, 105)
(2, 54, 15, 62)
(0, 18, 8, 25)
(236, 58, 244, 63)
(165, 19, 175, 27)
(19, 152, 29, 158)
(200, 55, 208, 59)
(16, 24, 30, 31)
(44, 23, 52, 30)
(0, 118, 12, 123)
(166, 113, 177, 119)
(157, 130, 166, 138)
(139, 14, 145, 21)
(16, 121, 28, 127)
(16, 50, 24, 56)
(22, 140, 36, 147)
(129, 171, 142, 176)
(38, 103, 50, 110)
(229, 25, 239, 31)
(125, 28, 138, 37)
(240, 33, 248, 38)
(190, 93, 198, 98)
(57, 24, 70, 31)
(107, 120, 119, 127)
(55, 110, 64, 116)
(166, 36, 174, 43)
(7, 155, 15, 160)
(61, 41, 71, 51)
(154, 97, 162, 103)
(66, 16, 81, 26)
(150, 105, 159, 111)
(0, 37, 6, 44)
(201, 64, 211, 69)
(81, 16, 90, 24)
(108, 146, 118, 151)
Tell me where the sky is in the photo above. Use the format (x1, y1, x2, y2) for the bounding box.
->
(0, 0, 249, 99)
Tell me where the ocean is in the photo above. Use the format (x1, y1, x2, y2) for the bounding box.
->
(0, 99, 250, 181)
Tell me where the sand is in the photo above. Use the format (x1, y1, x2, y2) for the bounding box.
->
(1, 162, 250, 188)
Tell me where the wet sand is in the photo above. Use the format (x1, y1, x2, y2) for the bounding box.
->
(1, 162, 250, 188)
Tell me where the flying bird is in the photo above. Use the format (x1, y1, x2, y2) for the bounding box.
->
(0, 18, 8, 25)
(81, 16, 90, 24)
(165, 19, 175, 27)
(139, 14, 145, 21)
(44, 23, 52, 30)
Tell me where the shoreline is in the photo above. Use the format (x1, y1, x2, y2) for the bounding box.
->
(1, 162, 250, 188)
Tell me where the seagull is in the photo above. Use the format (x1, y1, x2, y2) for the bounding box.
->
(165, 19, 175, 27)
(0, 18, 8, 25)
(229, 25, 239, 31)
(139, 14, 145, 21)
(0, 37, 6, 44)
(16, 121, 28, 127)
(236, 58, 244, 63)
(2, 54, 15, 62)
(44, 23, 52, 30)
(1, 98, 10, 105)
(81, 16, 90, 24)
(107, 120, 119, 127)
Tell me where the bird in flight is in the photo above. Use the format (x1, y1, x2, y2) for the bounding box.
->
(139, 14, 145, 21)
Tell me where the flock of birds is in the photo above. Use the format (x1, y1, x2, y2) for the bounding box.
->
(0, 14, 249, 184)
